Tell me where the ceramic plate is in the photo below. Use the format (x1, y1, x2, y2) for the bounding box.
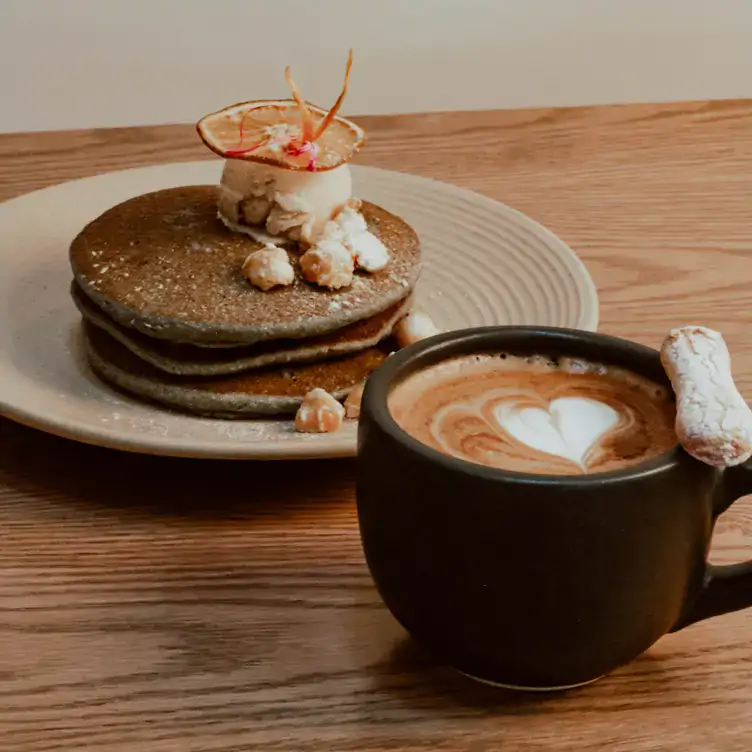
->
(0, 161, 598, 459)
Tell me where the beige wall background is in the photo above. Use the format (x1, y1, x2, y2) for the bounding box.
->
(1, 0, 750, 134)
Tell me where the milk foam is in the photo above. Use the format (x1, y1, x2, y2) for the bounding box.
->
(494, 397, 619, 468)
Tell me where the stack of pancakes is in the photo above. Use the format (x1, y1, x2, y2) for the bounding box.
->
(69, 185, 421, 418)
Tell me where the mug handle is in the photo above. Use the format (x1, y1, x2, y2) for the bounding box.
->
(672, 459, 752, 631)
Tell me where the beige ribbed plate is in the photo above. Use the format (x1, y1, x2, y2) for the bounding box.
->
(0, 161, 597, 459)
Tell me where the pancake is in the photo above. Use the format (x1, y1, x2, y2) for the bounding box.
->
(70, 186, 421, 346)
(73, 282, 409, 376)
(83, 323, 389, 418)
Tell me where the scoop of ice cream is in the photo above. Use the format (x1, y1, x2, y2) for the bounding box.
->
(218, 159, 352, 245)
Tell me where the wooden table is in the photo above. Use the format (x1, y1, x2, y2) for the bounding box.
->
(1, 100, 752, 751)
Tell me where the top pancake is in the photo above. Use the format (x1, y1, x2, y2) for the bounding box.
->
(70, 186, 421, 346)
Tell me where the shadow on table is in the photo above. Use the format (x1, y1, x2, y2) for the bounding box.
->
(369, 635, 679, 715)
(0, 418, 354, 519)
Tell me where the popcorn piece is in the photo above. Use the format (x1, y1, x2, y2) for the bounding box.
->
(330, 205, 390, 272)
(295, 388, 345, 433)
(217, 190, 241, 224)
(394, 311, 440, 348)
(266, 203, 309, 239)
(348, 230, 390, 272)
(240, 195, 273, 225)
(238, 178, 275, 225)
(320, 220, 345, 246)
(344, 382, 365, 419)
(242, 244, 295, 291)
(660, 326, 752, 467)
(333, 204, 368, 237)
(300, 238, 354, 290)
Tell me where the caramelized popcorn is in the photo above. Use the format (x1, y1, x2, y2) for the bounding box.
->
(300, 238, 354, 290)
(217, 190, 241, 224)
(266, 204, 310, 240)
(295, 388, 345, 433)
(328, 205, 390, 272)
(348, 230, 390, 272)
(394, 311, 440, 348)
(241, 244, 295, 291)
(240, 195, 274, 225)
(344, 382, 365, 419)
(333, 204, 368, 237)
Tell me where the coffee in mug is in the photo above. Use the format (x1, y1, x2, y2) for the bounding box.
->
(388, 353, 676, 475)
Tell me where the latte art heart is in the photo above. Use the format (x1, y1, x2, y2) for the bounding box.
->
(493, 397, 620, 468)
(388, 353, 678, 476)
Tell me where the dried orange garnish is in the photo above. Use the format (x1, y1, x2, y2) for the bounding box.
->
(197, 50, 364, 172)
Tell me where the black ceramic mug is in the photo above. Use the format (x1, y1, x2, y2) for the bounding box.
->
(356, 327, 752, 690)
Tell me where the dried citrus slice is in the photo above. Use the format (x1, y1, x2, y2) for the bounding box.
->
(197, 100, 365, 171)
(197, 51, 365, 172)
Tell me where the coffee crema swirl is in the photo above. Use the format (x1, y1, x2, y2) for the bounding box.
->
(388, 354, 677, 475)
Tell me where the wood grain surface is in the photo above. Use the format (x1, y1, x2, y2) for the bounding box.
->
(1, 99, 752, 751)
